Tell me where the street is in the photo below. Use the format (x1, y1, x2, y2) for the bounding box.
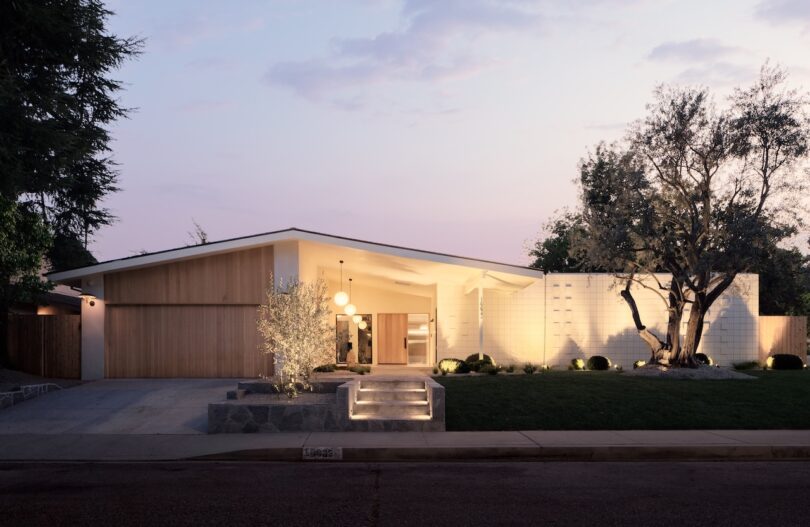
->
(1, 461, 809, 526)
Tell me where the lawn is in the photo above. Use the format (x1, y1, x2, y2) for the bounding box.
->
(435, 370, 810, 431)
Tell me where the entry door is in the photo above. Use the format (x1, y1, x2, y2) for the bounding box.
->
(378, 313, 408, 364)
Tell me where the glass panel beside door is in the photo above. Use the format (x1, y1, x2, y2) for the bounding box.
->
(336, 314, 372, 365)
(407, 314, 430, 365)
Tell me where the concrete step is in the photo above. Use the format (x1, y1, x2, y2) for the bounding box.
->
(356, 388, 427, 402)
(360, 380, 425, 390)
(353, 400, 430, 418)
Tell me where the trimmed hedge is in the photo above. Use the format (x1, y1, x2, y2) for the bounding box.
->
(586, 356, 611, 371)
(313, 364, 337, 372)
(695, 353, 714, 366)
(767, 354, 805, 370)
(438, 358, 471, 374)
(465, 353, 494, 364)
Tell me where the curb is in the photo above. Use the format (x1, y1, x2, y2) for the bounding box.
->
(189, 445, 810, 462)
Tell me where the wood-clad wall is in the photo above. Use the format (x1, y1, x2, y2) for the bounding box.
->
(105, 305, 271, 378)
(103, 246, 274, 378)
(7, 315, 81, 379)
(759, 316, 807, 363)
(105, 246, 274, 305)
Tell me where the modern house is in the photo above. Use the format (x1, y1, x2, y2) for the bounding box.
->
(47, 228, 760, 380)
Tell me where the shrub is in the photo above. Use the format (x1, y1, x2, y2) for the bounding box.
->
(766, 354, 805, 370)
(523, 363, 538, 374)
(465, 353, 494, 364)
(313, 363, 336, 373)
(733, 361, 760, 371)
(570, 358, 585, 371)
(438, 358, 471, 374)
(695, 353, 713, 366)
(633, 360, 646, 369)
(432, 367, 439, 375)
(505, 364, 516, 373)
(441, 369, 448, 376)
(586, 355, 611, 371)
(348, 365, 370, 375)
(480, 364, 499, 375)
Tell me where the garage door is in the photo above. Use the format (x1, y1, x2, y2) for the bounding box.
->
(105, 305, 270, 378)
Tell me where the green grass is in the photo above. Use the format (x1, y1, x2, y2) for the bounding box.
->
(436, 370, 810, 431)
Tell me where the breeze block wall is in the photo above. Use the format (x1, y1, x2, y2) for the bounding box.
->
(543, 273, 759, 368)
(436, 273, 758, 368)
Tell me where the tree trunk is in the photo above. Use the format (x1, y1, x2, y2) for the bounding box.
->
(620, 283, 665, 360)
(674, 297, 706, 367)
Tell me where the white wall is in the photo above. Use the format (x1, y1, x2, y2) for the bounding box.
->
(80, 274, 105, 380)
(436, 273, 759, 368)
(543, 273, 759, 368)
(436, 281, 545, 365)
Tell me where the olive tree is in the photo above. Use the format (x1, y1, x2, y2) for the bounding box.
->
(257, 277, 333, 396)
(580, 65, 809, 366)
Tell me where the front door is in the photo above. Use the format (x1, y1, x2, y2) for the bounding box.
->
(378, 313, 408, 364)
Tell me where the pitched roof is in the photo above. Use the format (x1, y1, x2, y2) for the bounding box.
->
(47, 227, 543, 283)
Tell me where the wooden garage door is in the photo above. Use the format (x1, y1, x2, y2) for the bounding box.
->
(105, 305, 270, 378)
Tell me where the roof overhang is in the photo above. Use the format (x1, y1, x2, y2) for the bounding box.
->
(47, 228, 544, 284)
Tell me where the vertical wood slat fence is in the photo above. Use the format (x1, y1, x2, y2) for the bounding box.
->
(758, 316, 807, 363)
(7, 315, 81, 379)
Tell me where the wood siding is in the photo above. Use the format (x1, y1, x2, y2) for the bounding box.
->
(378, 313, 408, 364)
(759, 316, 807, 362)
(103, 246, 274, 378)
(105, 305, 271, 378)
(105, 246, 274, 305)
(7, 315, 81, 379)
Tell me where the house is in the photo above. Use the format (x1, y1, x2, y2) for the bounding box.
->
(47, 228, 759, 380)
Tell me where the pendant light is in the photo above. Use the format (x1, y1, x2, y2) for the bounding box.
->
(352, 314, 362, 324)
(344, 278, 357, 316)
(358, 320, 368, 330)
(333, 260, 349, 307)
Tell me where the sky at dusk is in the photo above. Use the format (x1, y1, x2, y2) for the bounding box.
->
(97, 0, 810, 265)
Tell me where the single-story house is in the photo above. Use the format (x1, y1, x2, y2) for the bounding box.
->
(47, 228, 759, 380)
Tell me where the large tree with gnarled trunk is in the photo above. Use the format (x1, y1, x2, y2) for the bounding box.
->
(580, 65, 809, 367)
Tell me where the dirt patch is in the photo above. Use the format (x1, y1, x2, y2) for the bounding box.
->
(623, 365, 756, 380)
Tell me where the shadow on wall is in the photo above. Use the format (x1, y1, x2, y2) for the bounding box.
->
(698, 287, 756, 366)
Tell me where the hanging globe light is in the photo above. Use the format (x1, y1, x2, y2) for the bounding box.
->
(344, 277, 356, 316)
(352, 314, 362, 324)
(334, 260, 349, 307)
(358, 320, 368, 330)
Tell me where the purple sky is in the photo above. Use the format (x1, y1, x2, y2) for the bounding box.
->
(97, 0, 810, 265)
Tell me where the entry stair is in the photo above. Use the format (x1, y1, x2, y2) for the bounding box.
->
(351, 379, 431, 420)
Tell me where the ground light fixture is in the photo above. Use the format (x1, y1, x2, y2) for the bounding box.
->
(333, 260, 349, 307)
(344, 278, 357, 316)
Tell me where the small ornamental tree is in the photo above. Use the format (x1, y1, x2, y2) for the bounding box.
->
(257, 276, 333, 397)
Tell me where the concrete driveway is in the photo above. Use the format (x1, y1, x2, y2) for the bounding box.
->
(0, 379, 235, 434)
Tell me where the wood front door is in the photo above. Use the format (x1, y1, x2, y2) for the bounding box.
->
(377, 313, 408, 365)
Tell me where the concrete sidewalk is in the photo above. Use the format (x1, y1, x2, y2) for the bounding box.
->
(2, 430, 810, 462)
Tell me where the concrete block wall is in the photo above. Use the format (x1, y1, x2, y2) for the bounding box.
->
(544, 274, 759, 368)
(436, 273, 759, 368)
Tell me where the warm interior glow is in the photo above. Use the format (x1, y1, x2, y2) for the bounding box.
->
(358, 320, 368, 330)
(344, 303, 357, 316)
(352, 314, 362, 324)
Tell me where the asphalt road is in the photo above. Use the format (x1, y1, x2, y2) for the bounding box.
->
(1, 461, 809, 526)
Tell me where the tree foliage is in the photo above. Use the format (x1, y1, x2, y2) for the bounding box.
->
(257, 277, 334, 397)
(579, 65, 809, 366)
(0, 0, 141, 269)
(529, 211, 599, 272)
